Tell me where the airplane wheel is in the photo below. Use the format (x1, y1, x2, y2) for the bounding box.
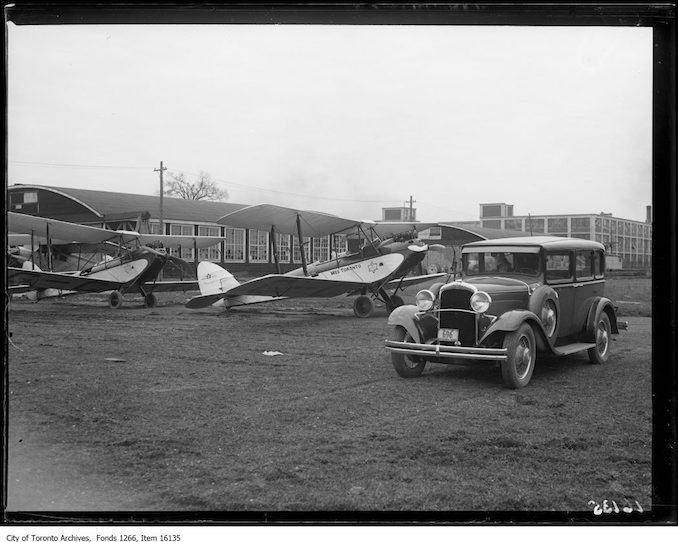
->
(353, 295, 374, 318)
(108, 291, 123, 309)
(144, 292, 157, 308)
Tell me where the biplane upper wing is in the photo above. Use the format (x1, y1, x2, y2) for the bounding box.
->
(225, 274, 367, 298)
(8, 212, 140, 245)
(7, 267, 124, 293)
(217, 204, 362, 236)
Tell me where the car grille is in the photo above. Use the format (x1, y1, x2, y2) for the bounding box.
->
(440, 287, 472, 309)
(439, 285, 477, 346)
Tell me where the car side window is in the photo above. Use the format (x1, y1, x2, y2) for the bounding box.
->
(545, 252, 572, 283)
(593, 250, 605, 279)
(575, 250, 594, 281)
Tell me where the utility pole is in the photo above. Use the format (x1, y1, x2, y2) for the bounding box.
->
(404, 195, 416, 221)
(154, 161, 167, 234)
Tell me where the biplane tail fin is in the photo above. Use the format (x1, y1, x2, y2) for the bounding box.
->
(197, 261, 239, 296)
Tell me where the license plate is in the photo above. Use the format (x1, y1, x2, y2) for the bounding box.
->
(438, 328, 459, 341)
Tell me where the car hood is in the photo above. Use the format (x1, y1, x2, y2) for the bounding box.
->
(461, 275, 538, 295)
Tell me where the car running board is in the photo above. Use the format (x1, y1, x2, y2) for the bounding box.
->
(552, 342, 595, 356)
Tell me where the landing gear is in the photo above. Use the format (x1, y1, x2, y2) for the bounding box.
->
(108, 290, 123, 309)
(144, 292, 157, 308)
(353, 295, 374, 318)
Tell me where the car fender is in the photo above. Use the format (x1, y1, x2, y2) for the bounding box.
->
(387, 305, 424, 343)
(585, 297, 620, 338)
(480, 310, 554, 352)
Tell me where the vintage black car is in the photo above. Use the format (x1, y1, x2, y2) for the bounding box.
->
(384, 236, 627, 388)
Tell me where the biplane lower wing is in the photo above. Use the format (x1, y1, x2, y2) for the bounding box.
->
(226, 274, 367, 298)
(143, 280, 200, 293)
(384, 272, 449, 289)
(8, 267, 124, 293)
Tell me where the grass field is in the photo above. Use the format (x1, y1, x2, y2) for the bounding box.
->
(6, 276, 653, 516)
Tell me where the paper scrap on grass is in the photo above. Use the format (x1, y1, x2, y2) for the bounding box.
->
(104, 357, 127, 362)
(262, 351, 284, 356)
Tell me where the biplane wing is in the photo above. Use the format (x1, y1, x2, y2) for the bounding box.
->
(8, 267, 124, 293)
(384, 272, 449, 290)
(225, 274, 367, 298)
(8, 212, 141, 245)
(143, 280, 200, 293)
(217, 203, 362, 236)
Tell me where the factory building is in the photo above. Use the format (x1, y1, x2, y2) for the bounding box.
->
(477, 203, 652, 268)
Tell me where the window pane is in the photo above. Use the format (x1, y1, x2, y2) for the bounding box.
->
(223, 228, 245, 262)
(545, 253, 571, 281)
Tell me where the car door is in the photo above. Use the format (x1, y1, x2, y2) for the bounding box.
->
(544, 250, 576, 337)
(573, 249, 606, 334)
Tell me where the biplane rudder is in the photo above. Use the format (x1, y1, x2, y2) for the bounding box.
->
(197, 261, 240, 296)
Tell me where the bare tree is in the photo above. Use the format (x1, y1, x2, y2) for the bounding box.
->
(165, 171, 229, 201)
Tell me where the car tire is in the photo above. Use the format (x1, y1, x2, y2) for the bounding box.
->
(108, 290, 123, 309)
(501, 323, 536, 389)
(144, 292, 157, 308)
(587, 312, 611, 364)
(529, 287, 560, 346)
(353, 295, 374, 318)
(390, 326, 426, 378)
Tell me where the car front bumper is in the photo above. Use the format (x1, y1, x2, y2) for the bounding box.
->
(384, 340, 507, 362)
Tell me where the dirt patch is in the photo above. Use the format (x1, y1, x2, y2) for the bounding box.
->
(6, 292, 652, 513)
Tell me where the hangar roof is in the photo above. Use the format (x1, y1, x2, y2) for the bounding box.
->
(9, 184, 246, 223)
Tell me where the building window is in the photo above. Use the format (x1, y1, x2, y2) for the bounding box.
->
(481, 205, 502, 218)
(571, 217, 591, 233)
(312, 236, 330, 263)
(198, 225, 221, 261)
(293, 236, 311, 264)
(482, 219, 501, 229)
(148, 221, 164, 235)
(169, 224, 195, 260)
(332, 234, 348, 257)
(274, 233, 291, 263)
(9, 190, 39, 213)
(248, 229, 269, 263)
(223, 228, 245, 262)
(525, 218, 545, 234)
(504, 219, 523, 231)
(547, 217, 568, 234)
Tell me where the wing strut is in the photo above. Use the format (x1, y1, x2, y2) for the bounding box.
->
(46, 222, 53, 271)
(270, 225, 281, 274)
(296, 212, 309, 276)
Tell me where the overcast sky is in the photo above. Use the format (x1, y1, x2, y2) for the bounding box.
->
(7, 23, 653, 223)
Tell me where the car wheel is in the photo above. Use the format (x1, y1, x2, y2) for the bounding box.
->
(390, 326, 426, 378)
(144, 292, 157, 308)
(588, 312, 611, 364)
(353, 295, 374, 318)
(108, 290, 123, 309)
(501, 323, 536, 388)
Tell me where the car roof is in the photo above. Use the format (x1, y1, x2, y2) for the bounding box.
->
(462, 235, 605, 251)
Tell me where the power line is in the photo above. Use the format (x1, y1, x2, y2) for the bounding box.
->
(10, 160, 149, 170)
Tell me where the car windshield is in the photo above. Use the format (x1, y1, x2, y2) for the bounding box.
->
(463, 251, 541, 276)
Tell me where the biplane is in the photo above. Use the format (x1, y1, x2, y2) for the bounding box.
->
(185, 204, 447, 317)
(7, 212, 222, 308)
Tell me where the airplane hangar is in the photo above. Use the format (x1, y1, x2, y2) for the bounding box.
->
(7, 183, 522, 276)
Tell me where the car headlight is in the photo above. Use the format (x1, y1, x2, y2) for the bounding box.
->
(415, 289, 435, 311)
(470, 291, 492, 313)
